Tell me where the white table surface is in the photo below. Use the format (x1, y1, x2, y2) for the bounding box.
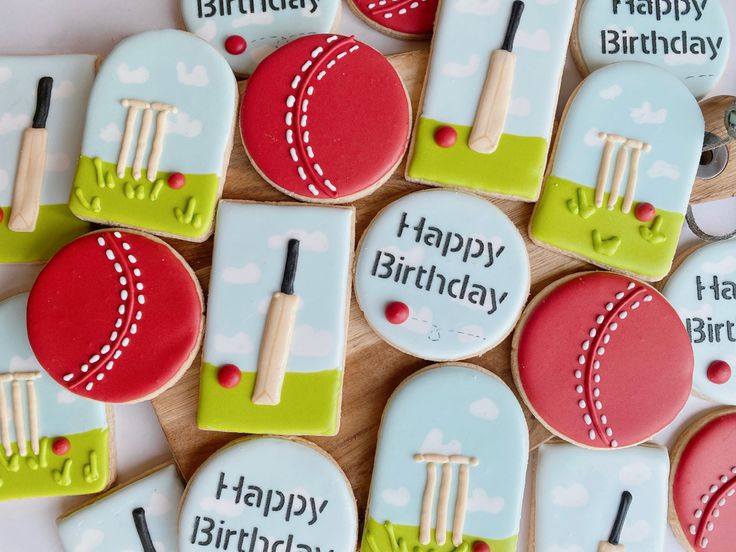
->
(0, 1, 734, 550)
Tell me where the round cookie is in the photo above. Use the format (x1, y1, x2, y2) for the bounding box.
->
(240, 34, 411, 203)
(178, 436, 357, 551)
(27, 229, 204, 403)
(181, 0, 341, 76)
(670, 408, 736, 552)
(347, 0, 438, 39)
(663, 241, 736, 405)
(573, 0, 730, 98)
(354, 188, 530, 361)
(512, 271, 693, 449)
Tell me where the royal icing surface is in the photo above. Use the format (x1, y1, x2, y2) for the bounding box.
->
(179, 437, 357, 552)
(361, 364, 528, 551)
(664, 241, 736, 405)
(354, 189, 529, 361)
(57, 464, 183, 552)
(198, 200, 354, 435)
(0, 56, 93, 264)
(535, 442, 668, 552)
(0, 294, 110, 501)
(576, 0, 730, 98)
(406, 0, 576, 200)
(69, 30, 237, 241)
(348, 0, 438, 38)
(241, 34, 410, 203)
(181, 0, 340, 76)
(530, 62, 704, 280)
(672, 409, 736, 552)
(514, 272, 693, 449)
(27, 229, 204, 403)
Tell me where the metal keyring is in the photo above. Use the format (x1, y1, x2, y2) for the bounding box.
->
(686, 205, 736, 242)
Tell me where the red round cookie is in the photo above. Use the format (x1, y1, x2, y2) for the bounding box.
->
(348, 0, 438, 38)
(513, 272, 693, 449)
(672, 409, 736, 552)
(240, 34, 410, 203)
(27, 230, 203, 403)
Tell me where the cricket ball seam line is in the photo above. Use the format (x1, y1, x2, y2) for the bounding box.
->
(366, 0, 429, 19)
(689, 467, 736, 550)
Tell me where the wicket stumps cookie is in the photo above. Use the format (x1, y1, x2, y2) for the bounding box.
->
(361, 363, 528, 551)
(70, 30, 238, 242)
(529, 62, 704, 281)
(573, 0, 730, 99)
(58, 463, 183, 552)
(405, 0, 576, 201)
(27, 229, 204, 403)
(670, 408, 736, 552)
(241, 34, 411, 203)
(0, 294, 112, 502)
(0, 55, 93, 264)
(178, 436, 358, 552)
(354, 189, 530, 361)
(663, 241, 736, 405)
(197, 200, 354, 436)
(512, 272, 693, 449)
(347, 0, 438, 39)
(534, 442, 670, 552)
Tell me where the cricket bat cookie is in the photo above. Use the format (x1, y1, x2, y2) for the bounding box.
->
(361, 363, 528, 551)
(405, 0, 576, 201)
(69, 30, 237, 242)
(0, 294, 113, 502)
(197, 200, 354, 435)
(529, 62, 704, 281)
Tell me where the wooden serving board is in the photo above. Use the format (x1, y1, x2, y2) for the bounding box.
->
(151, 49, 735, 514)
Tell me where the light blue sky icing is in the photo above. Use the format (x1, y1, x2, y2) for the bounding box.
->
(80, 29, 236, 175)
(203, 201, 353, 374)
(0, 294, 107, 441)
(551, 62, 703, 214)
(663, 240, 736, 405)
(577, 0, 730, 98)
(57, 464, 183, 552)
(365, 365, 528, 540)
(354, 189, 530, 361)
(421, 0, 576, 136)
(178, 437, 357, 551)
(0, 55, 95, 207)
(180, 0, 340, 75)
(535, 443, 669, 552)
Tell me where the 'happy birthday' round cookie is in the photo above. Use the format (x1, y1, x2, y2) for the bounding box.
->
(512, 271, 693, 449)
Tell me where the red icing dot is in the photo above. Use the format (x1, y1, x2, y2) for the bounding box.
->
(434, 126, 458, 148)
(707, 360, 731, 384)
(51, 437, 71, 456)
(385, 301, 410, 325)
(472, 542, 491, 552)
(218, 364, 242, 388)
(635, 202, 656, 222)
(167, 172, 186, 189)
(0, 209, 4, 224)
(225, 35, 247, 55)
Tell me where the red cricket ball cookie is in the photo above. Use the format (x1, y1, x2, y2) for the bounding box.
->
(27, 230, 204, 403)
(348, 0, 438, 38)
(241, 34, 410, 203)
(513, 272, 693, 449)
(671, 409, 736, 552)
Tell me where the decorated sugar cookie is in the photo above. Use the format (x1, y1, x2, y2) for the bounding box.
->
(512, 271, 693, 449)
(405, 0, 576, 201)
(670, 408, 736, 552)
(361, 363, 528, 551)
(534, 442, 669, 552)
(58, 463, 183, 552)
(198, 200, 354, 435)
(27, 229, 204, 403)
(0, 55, 93, 264)
(181, 0, 340, 76)
(663, 241, 736, 405)
(574, 0, 730, 99)
(0, 294, 112, 502)
(530, 62, 704, 281)
(241, 34, 411, 203)
(354, 189, 530, 361)
(70, 30, 237, 242)
(179, 436, 357, 551)
(347, 0, 438, 39)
